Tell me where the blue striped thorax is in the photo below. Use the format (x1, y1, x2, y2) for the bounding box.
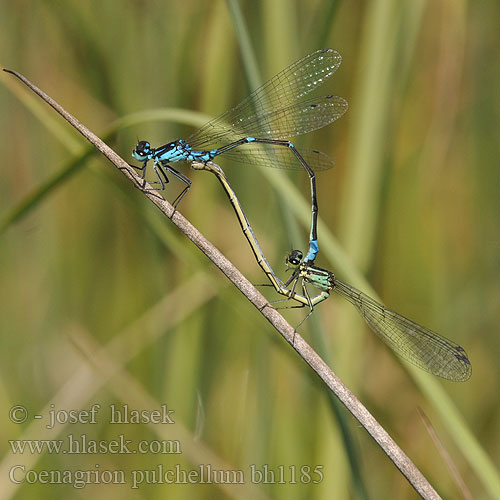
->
(154, 141, 187, 163)
(132, 139, 219, 165)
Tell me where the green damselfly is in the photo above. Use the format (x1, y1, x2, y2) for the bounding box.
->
(284, 250, 472, 381)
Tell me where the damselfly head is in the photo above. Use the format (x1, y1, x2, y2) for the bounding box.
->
(286, 249, 303, 267)
(132, 141, 152, 161)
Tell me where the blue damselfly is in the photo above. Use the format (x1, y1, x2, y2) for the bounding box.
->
(132, 49, 347, 263)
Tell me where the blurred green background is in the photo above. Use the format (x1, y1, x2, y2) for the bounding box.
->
(1, 1, 499, 499)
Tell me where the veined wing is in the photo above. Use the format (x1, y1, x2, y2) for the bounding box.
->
(333, 279, 472, 381)
(189, 94, 347, 149)
(217, 145, 335, 172)
(188, 49, 343, 149)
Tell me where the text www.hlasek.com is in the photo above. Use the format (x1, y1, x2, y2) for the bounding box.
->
(9, 434, 181, 455)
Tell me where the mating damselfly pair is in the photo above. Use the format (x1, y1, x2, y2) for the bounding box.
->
(131, 49, 471, 382)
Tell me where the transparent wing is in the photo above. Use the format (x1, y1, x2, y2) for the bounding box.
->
(218, 145, 335, 172)
(188, 49, 344, 149)
(333, 279, 472, 381)
(190, 95, 347, 149)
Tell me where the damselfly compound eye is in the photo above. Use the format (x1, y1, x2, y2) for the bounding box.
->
(136, 141, 150, 154)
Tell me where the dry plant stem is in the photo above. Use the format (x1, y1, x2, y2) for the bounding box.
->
(3, 68, 442, 500)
